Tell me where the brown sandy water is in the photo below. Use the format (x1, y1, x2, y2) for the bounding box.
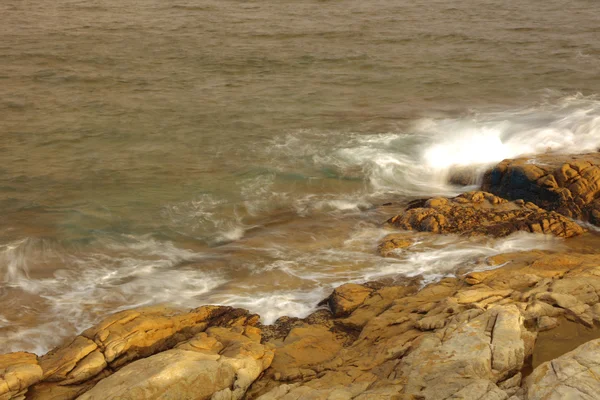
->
(532, 318, 600, 371)
(2, 0, 600, 353)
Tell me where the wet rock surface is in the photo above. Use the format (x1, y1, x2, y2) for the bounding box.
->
(483, 152, 600, 225)
(386, 191, 584, 238)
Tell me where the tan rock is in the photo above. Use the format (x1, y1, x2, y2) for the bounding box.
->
(39, 336, 99, 382)
(448, 380, 509, 400)
(377, 233, 415, 256)
(490, 306, 525, 379)
(386, 191, 584, 238)
(526, 338, 600, 399)
(498, 372, 521, 391)
(535, 292, 593, 327)
(482, 153, 600, 226)
(26, 371, 110, 400)
(399, 310, 495, 398)
(267, 325, 342, 381)
(341, 285, 416, 329)
(59, 350, 107, 386)
(536, 315, 559, 332)
(81, 305, 253, 367)
(76, 349, 235, 400)
(10, 246, 600, 400)
(328, 283, 374, 317)
(77, 326, 273, 400)
(455, 288, 513, 305)
(0, 352, 42, 400)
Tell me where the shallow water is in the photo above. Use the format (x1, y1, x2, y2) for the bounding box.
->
(1, 0, 600, 353)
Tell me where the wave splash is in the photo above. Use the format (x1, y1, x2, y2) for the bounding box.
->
(327, 94, 600, 197)
(160, 95, 600, 243)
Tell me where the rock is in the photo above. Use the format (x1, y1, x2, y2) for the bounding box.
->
(535, 292, 593, 327)
(377, 233, 415, 256)
(39, 336, 102, 383)
(498, 372, 522, 391)
(525, 338, 600, 399)
(19, 305, 259, 400)
(482, 153, 600, 225)
(399, 309, 496, 398)
(328, 283, 374, 317)
(448, 166, 482, 187)
(77, 326, 274, 400)
(537, 316, 559, 332)
(0, 352, 42, 400)
(490, 306, 526, 379)
(266, 325, 342, 381)
(454, 288, 513, 305)
(10, 247, 600, 400)
(386, 191, 584, 238)
(26, 371, 110, 400)
(80, 304, 255, 368)
(340, 285, 416, 329)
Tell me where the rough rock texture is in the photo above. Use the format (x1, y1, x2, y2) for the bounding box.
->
(250, 248, 600, 400)
(482, 153, 600, 225)
(526, 339, 600, 399)
(377, 233, 416, 257)
(328, 283, 374, 317)
(386, 191, 584, 238)
(4, 250, 600, 399)
(0, 352, 42, 400)
(77, 326, 274, 400)
(0, 305, 260, 400)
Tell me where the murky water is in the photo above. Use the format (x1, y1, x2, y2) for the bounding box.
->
(1, 0, 600, 353)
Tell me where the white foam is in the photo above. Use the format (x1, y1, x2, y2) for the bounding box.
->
(360, 231, 563, 285)
(215, 289, 328, 324)
(416, 94, 600, 172)
(312, 94, 600, 197)
(0, 235, 226, 354)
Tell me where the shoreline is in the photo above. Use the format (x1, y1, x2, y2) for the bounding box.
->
(4, 152, 600, 399)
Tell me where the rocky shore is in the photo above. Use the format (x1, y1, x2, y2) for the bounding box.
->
(3, 153, 600, 400)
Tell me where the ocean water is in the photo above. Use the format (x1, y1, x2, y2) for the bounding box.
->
(1, 0, 600, 353)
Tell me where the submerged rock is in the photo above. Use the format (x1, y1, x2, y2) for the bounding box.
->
(482, 152, 600, 225)
(386, 191, 584, 238)
(377, 232, 416, 257)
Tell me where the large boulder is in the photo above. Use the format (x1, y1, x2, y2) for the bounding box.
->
(386, 191, 584, 238)
(482, 153, 600, 225)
